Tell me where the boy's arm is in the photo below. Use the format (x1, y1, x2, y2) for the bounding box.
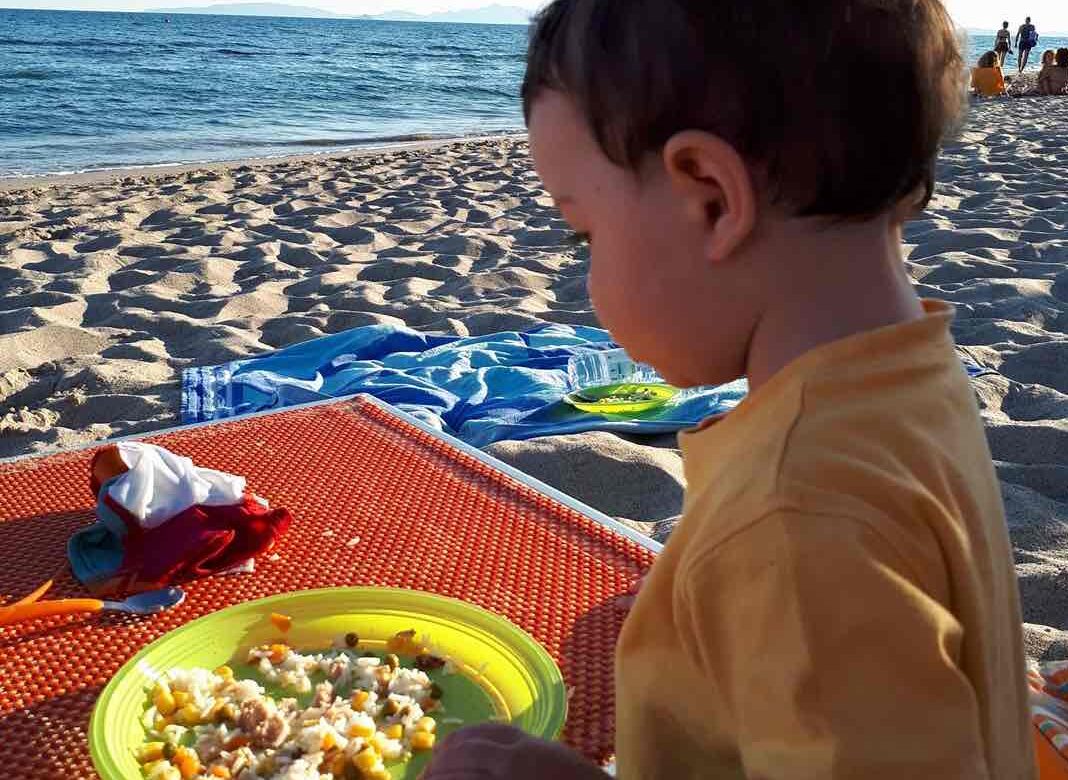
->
(681, 509, 991, 780)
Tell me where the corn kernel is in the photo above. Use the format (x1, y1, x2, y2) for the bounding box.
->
(348, 721, 374, 739)
(270, 612, 292, 633)
(177, 704, 202, 726)
(353, 749, 378, 772)
(153, 714, 171, 733)
(209, 767, 232, 779)
(383, 723, 403, 740)
(136, 742, 165, 764)
(370, 733, 388, 754)
(171, 691, 191, 708)
(351, 690, 370, 709)
(213, 665, 233, 681)
(153, 687, 177, 716)
(415, 717, 436, 734)
(411, 731, 436, 752)
(330, 753, 347, 776)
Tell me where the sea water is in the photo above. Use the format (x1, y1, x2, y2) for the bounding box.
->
(0, 9, 527, 177)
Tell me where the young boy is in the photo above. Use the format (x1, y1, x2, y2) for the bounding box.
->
(424, 1, 1035, 777)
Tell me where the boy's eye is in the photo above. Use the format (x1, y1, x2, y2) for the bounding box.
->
(567, 231, 591, 246)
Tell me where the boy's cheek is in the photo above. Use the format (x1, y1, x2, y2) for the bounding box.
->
(586, 253, 622, 328)
(587, 247, 648, 344)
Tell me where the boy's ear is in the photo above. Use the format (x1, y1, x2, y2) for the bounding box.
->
(662, 131, 756, 262)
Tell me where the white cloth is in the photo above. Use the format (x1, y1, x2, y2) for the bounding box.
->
(108, 442, 246, 528)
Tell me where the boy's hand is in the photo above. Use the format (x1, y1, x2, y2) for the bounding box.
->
(419, 724, 606, 779)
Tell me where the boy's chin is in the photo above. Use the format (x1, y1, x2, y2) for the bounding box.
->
(614, 334, 739, 388)
(655, 359, 744, 390)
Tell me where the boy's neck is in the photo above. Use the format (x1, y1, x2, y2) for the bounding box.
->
(744, 214, 925, 392)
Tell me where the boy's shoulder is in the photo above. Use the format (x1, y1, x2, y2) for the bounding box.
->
(679, 303, 997, 567)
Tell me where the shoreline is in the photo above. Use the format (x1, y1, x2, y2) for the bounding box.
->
(0, 132, 526, 194)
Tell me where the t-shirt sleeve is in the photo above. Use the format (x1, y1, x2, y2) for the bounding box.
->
(679, 509, 990, 780)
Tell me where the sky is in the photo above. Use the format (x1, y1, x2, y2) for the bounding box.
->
(1, 0, 1066, 32)
(945, 0, 1068, 33)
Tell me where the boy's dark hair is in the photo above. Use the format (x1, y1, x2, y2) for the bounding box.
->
(978, 51, 998, 68)
(1057, 47, 1068, 68)
(522, 0, 965, 218)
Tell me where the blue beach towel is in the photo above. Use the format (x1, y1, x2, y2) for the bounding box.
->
(182, 324, 747, 448)
(181, 323, 997, 449)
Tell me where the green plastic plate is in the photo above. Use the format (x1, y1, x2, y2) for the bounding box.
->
(90, 587, 567, 779)
(564, 383, 678, 415)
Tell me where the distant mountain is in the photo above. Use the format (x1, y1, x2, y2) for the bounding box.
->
(149, 2, 533, 24)
(152, 3, 344, 18)
(361, 4, 532, 25)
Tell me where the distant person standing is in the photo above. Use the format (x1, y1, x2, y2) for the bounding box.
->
(994, 21, 1012, 67)
(1016, 16, 1038, 72)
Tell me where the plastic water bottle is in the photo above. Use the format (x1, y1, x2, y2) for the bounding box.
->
(567, 348, 664, 389)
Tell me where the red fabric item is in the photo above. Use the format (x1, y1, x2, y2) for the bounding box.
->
(1036, 726, 1068, 780)
(99, 492, 291, 594)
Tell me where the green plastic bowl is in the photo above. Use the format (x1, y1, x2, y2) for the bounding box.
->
(565, 383, 678, 415)
(90, 587, 567, 779)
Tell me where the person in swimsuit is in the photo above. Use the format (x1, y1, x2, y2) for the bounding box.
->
(1016, 17, 1038, 73)
(994, 21, 1012, 67)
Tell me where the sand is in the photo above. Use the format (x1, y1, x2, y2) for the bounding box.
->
(1, 99, 1067, 655)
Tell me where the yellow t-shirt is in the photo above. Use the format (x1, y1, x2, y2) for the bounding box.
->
(615, 300, 1033, 779)
(972, 66, 1006, 97)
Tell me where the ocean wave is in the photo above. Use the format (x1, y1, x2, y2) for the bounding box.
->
(202, 132, 461, 149)
(425, 44, 476, 53)
(0, 67, 55, 80)
(460, 84, 520, 99)
(0, 36, 141, 50)
(215, 48, 264, 56)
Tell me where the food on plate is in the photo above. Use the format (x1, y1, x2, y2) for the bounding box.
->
(137, 629, 452, 780)
(269, 614, 292, 634)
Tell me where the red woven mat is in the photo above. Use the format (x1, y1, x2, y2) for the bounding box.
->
(0, 397, 655, 777)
